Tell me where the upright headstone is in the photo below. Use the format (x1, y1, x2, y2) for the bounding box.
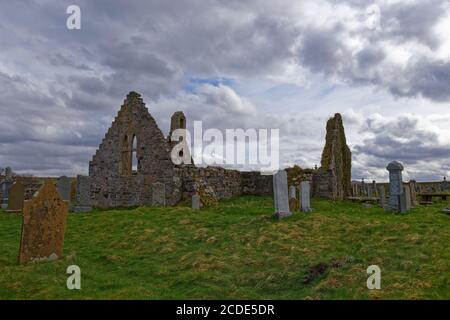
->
(387, 161, 404, 212)
(192, 194, 200, 210)
(73, 175, 92, 213)
(0, 168, 14, 209)
(399, 193, 408, 214)
(18, 181, 69, 264)
(289, 186, 296, 199)
(7, 181, 25, 212)
(300, 181, 312, 212)
(404, 185, 411, 211)
(152, 182, 166, 206)
(378, 185, 387, 210)
(56, 176, 71, 201)
(409, 180, 419, 207)
(272, 170, 291, 219)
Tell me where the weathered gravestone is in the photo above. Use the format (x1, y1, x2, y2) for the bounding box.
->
(192, 194, 200, 210)
(18, 181, 69, 264)
(300, 181, 312, 212)
(152, 182, 166, 206)
(0, 168, 14, 209)
(387, 161, 404, 212)
(289, 186, 296, 199)
(399, 193, 408, 214)
(409, 180, 419, 207)
(56, 176, 72, 201)
(378, 185, 387, 210)
(404, 185, 412, 211)
(273, 170, 291, 219)
(7, 181, 25, 212)
(73, 175, 92, 213)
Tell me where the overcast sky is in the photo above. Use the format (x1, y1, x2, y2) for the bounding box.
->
(1, 0, 450, 181)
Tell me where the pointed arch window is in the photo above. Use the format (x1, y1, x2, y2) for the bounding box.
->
(132, 135, 138, 174)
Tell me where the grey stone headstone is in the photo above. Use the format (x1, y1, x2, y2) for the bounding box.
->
(73, 175, 92, 212)
(399, 194, 408, 213)
(367, 186, 373, 197)
(56, 176, 71, 201)
(192, 194, 200, 210)
(272, 170, 291, 219)
(378, 186, 387, 211)
(404, 185, 411, 211)
(409, 180, 419, 207)
(0, 179, 13, 209)
(152, 182, 166, 206)
(300, 181, 312, 212)
(387, 161, 404, 212)
(289, 185, 296, 199)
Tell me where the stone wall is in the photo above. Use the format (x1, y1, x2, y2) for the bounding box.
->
(240, 171, 272, 196)
(312, 169, 335, 199)
(181, 166, 242, 200)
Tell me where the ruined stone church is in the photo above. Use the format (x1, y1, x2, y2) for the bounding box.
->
(89, 91, 272, 208)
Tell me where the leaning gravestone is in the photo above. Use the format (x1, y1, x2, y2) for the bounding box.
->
(56, 176, 72, 201)
(18, 181, 69, 264)
(7, 181, 25, 212)
(404, 185, 412, 211)
(300, 181, 312, 212)
(73, 175, 92, 213)
(387, 161, 404, 212)
(152, 182, 166, 206)
(192, 194, 200, 210)
(273, 170, 291, 219)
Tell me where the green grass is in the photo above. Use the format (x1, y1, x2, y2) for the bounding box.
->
(0, 196, 449, 300)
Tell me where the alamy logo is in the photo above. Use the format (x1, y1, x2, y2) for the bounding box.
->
(66, 5, 81, 30)
(366, 265, 381, 290)
(170, 121, 280, 174)
(365, 4, 381, 30)
(66, 265, 81, 290)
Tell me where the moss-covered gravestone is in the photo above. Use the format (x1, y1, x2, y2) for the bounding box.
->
(18, 181, 68, 264)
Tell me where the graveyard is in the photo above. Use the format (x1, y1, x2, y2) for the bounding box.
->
(0, 195, 449, 299)
(0, 97, 449, 300)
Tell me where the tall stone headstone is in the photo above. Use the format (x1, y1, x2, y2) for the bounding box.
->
(404, 185, 412, 211)
(272, 170, 291, 219)
(152, 182, 166, 206)
(192, 194, 200, 210)
(300, 181, 312, 212)
(56, 176, 72, 201)
(387, 161, 404, 212)
(318, 113, 352, 200)
(7, 181, 25, 212)
(409, 180, 419, 207)
(73, 175, 92, 213)
(18, 181, 69, 264)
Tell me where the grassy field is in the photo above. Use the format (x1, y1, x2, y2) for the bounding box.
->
(0, 196, 449, 300)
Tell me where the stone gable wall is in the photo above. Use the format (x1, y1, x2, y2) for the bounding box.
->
(89, 92, 181, 208)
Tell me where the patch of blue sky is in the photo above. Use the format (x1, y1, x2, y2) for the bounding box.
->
(183, 76, 234, 93)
